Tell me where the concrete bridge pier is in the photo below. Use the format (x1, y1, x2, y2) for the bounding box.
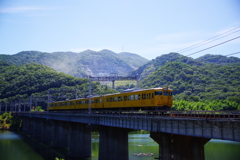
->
(22, 118, 34, 135)
(51, 120, 69, 148)
(21, 117, 29, 132)
(98, 126, 131, 160)
(41, 120, 54, 144)
(68, 123, 92, 159)
(32, 118, 43, 139)
(150, 132, 210, 160)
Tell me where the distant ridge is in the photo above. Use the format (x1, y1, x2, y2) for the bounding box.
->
(0, 49, 149, 78)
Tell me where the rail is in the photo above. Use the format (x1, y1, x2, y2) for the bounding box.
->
(15, 110, 240, 120)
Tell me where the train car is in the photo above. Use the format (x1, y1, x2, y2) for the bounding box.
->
(49, 99, 76, 111)
(103, 87, 172, 110)
(49, 96, 105, 111)
(75, 96, 104, 110)
(49, 87, 173, 111)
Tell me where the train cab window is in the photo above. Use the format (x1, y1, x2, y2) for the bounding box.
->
(169, 92, 172, 96)
(164, 92, 168, 96)
(155, 91, 162, 95)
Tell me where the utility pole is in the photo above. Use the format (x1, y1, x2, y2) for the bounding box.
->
(30, 95, 32, 111)
(88, 75, 92, 114)
(48, 89, 50, 111)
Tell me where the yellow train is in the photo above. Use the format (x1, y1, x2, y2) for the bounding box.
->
(49, 87, 173, 111)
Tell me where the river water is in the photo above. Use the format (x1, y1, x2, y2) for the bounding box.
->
(0, 130, 240, 160)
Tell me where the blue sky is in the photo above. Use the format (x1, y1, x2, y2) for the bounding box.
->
(0, 0, 240, 60)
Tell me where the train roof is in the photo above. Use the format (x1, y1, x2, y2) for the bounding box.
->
(104, 87, 172, 96)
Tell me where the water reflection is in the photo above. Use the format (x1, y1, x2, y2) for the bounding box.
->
(0, 131, 44, 160)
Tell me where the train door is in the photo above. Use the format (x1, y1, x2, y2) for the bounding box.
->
(151, 92, 154, 105)
(162, 88, 169, 106)
(123, 95, 127, 107)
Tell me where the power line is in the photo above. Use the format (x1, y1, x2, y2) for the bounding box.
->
(179, 30, 240, 54)
(177, 26, 240, 53)
(185, 35, 240, 57)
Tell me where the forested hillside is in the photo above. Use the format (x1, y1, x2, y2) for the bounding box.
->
(130, 53, 240, 81)
(0, 61, 116, 103)
(139, 62, 240, 110)
(129, 52, 200, 81)
(0, 49, 149, 77)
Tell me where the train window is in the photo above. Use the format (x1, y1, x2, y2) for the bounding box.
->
(146, 94, 149, 99)
(114, 97, 118, 102)
(152, 93, 154, 98)
(86, 100, 89, 104)
(129, 95, 134, 100)
(100, 99, 102, 103)
(155, 91, 162, 95)
(164, 92, 168, 96)
(118, 96, 122, 101)
(134, 95, 138, 100)
(142, 94, 146, 99)
(124, 96, 127, 101)
(138, 94, 141, 100)
(169, 92, 172, 96)
(149, 93, 151, 99)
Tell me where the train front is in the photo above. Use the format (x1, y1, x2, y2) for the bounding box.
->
(154, 87, 173, 109)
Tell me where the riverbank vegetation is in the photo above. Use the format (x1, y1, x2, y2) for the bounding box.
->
(0, 112, 12, 130)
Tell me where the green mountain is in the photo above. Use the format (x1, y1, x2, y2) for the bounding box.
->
(196, 54, 240, 64)
(130, 52, 240, 81)
(0, 50, 149, 78)
(129, 52, 200, 81)
(0, 62, 115, 104)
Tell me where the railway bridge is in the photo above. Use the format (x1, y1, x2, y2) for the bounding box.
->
(15, 110, 240, 160)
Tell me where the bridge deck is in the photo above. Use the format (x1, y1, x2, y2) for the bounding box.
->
(16, 110, 240, 142)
